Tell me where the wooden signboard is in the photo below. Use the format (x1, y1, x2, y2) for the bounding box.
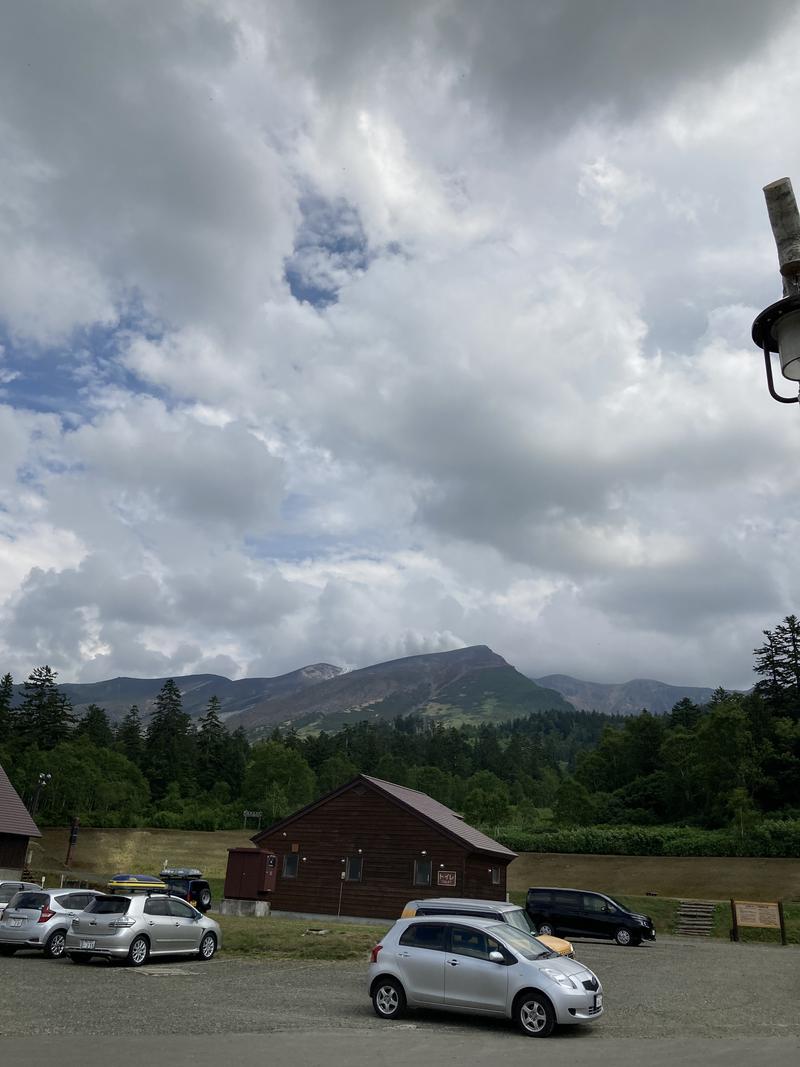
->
(730, 900, 787, 945)
(437, 870, 457, 888)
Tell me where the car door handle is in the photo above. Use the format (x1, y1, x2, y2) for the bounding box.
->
(397, 951, 410, 958)
(148, 921, 156, 926)
(175, 923, 180, 927)
(447, 959, 459, 967)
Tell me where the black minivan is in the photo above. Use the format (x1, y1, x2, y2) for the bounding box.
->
(526, 887, 656, 946)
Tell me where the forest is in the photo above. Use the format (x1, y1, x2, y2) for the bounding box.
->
(1, 616, 799, 857)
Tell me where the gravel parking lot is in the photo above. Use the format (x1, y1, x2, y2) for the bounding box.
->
(1, 935, 798, 1041)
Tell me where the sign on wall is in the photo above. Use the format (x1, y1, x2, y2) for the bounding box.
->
(437, 870, 457, 887)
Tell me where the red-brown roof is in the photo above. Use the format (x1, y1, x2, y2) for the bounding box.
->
(0, 763, 41, 839)
(253, 773, 516, 861)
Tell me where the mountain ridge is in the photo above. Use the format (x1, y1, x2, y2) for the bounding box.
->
(533, 673, 717, 716)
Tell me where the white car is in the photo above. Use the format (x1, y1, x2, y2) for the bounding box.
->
(367, 915, 603, 1038)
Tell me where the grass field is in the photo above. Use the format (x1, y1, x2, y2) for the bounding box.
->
(216, 914, 387, 960)
(508, 851, 800, 900)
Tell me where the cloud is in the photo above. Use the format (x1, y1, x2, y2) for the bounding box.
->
(2, 1, 800, 694)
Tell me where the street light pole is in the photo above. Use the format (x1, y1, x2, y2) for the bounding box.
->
(753, 177, 800, 403)
(29, 772, 52, 818)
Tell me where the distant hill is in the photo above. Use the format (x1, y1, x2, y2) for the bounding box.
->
(533, 674, 716, 716)
(227, 645, 574, 736)
(22, 663, 342, 721)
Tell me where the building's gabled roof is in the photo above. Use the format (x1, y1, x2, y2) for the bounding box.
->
(252, 773, 516, 861)
(0, 763, 41, 839)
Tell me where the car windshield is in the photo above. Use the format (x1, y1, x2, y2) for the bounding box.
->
(488, 923, 554, 960)
(504, 908, 537, 934)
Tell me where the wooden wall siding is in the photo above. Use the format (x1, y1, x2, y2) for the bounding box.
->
(0, 834, 28, 869)
(254, 785, 510, 919)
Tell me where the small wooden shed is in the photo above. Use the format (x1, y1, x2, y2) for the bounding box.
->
(249, 774, 516, 920)
(0, 762, 41, 879)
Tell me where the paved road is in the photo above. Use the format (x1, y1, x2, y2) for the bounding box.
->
(1, 936, 798, 1064)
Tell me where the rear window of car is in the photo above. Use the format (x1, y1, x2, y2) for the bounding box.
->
(86, 896, 130, 914)
(12, 892, 48, 910)
(399, 923, 446, 951)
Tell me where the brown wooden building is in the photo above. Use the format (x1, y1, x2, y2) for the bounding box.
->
(0, 762, 41, 879)
(249, 774, 516, 920)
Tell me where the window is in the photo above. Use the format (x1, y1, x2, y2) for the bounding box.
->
(168, 898, 197, 918)
(345, 856, 362, 882)
(553, 891, 578, 909)
(12, 892, 48, 910)
(413, 859, 432, 886)
(144, 898, 171, 916)
(0, 886, 22, 904)
(87, 897, 130, 915)
(450, 926, 489, 960)
(582, 893, 609, 913)
(282, 854, 299, 879)
(399, 923, 446, 951)
(490, 866, 501, 885)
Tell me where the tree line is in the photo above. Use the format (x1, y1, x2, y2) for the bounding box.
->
(1, 615, 798, 840)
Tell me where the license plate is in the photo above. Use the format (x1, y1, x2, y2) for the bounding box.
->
(595, 993, 603, 1009)
(80, 939, 96, 949)
(9, 919, 22, 928)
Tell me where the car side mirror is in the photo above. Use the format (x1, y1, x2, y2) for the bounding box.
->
(489, 950, 505, 964)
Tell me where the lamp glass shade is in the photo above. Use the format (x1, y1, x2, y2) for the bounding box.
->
(775, 310, 800, 380)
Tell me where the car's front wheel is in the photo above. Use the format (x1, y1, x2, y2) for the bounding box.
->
(197, 932, 216, 961)
(371, 977, 406, 1020)
(126, 935, 150, 967)
(515, 991, 556, 1038)
(614, 926, 634, 946)
(537, 923, 554, 936)
(44, 930, 67, 959)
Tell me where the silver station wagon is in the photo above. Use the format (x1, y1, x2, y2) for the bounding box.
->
(65, 893, 221, 966)
(368, 915, 603, 1038)
(0, 888, 102, 958)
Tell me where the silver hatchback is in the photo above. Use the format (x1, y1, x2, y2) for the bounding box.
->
(66, 893, 221, 966)
(367, 916, 603, 1038)
(0, 888, 103, 959)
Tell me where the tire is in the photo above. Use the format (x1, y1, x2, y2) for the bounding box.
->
(0, 945, 17, 957)
(371, 977, 407, 1020)
(537, 923, 554, 936)
(197, 932, 217, 961)
(68, 953, 91, 965)
(44, 930, 67, 959)
(199, 888, 212, 911)
(126, 935, 150, 967)
(515, 991, 556, 1038)
(615, 926, 633, 946)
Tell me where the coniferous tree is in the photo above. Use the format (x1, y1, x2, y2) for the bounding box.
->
(115, 705, 145, 766)
(16, 666, 74, 748)
(196, 696, 226, 792)
(76, 703, 114, 748)
(0, 672, 13, 739)
(144, 680, 193, 800)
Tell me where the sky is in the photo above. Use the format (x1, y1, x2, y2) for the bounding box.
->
(2, 0, 800, 691)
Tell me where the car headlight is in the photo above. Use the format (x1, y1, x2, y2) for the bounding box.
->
(638, 918, 650, 926)
(542, 968, 577, 989)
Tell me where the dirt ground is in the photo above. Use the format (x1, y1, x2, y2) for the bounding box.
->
(508, 852, 800, 900)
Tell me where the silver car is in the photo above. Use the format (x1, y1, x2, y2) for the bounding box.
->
(0, 888, 103, 959)
(66, 893, 221, 966)
(367, 915, 603, 1038)
(0, 881, 41, 921)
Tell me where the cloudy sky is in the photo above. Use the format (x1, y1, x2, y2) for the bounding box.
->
(3, 0, 800, 691)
